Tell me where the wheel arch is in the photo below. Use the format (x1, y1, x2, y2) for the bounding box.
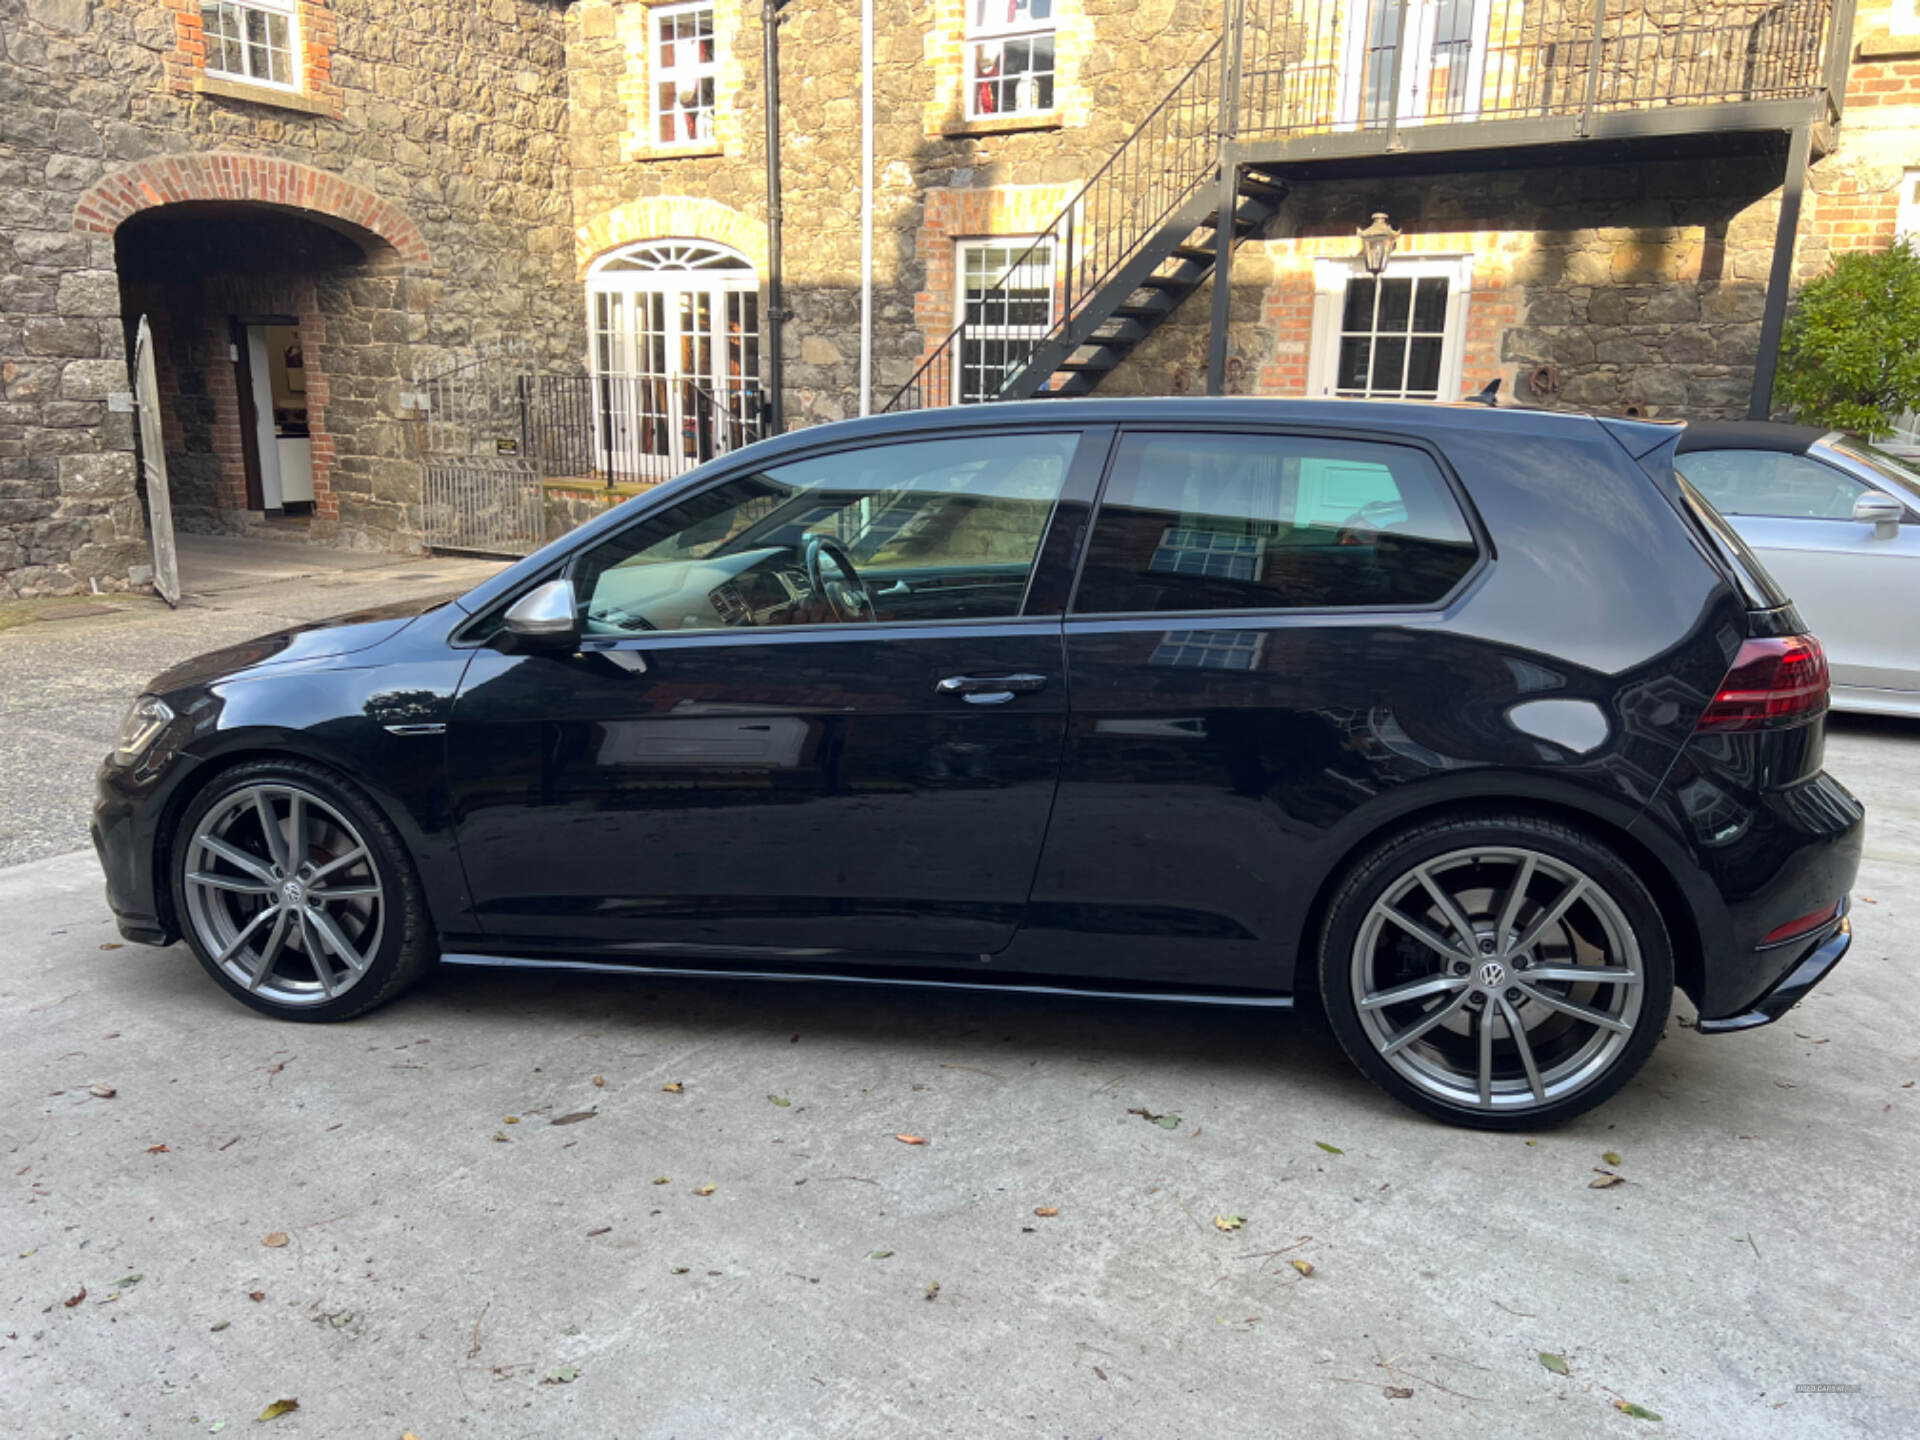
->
(1291, 793, 1704, 1009)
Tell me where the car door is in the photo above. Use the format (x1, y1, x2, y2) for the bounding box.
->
(1675, 447, 1920, 693)
(444, 425, 1107, 963)
(994, 426, 1483, 988)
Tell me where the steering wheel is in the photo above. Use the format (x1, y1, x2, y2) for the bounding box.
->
(803, 535, 875, 623)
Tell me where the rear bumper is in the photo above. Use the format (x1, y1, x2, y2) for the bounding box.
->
(1695, 909, 1850, 1034)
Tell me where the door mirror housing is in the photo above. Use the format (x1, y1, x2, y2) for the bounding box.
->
(500, 578, 579, 651)
(1852, 490, 1905, 538)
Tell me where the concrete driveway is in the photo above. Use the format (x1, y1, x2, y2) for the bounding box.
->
(1, 550, 1917, 1436)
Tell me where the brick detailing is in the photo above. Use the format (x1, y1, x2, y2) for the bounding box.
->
(922, 0, 1096, 138)
(615, 0, 749, 163)
(163, 0, 344, 116)
(913, 184, 1078, 363)
(71, 154, 429, 266)
(575, 194, 767, 274)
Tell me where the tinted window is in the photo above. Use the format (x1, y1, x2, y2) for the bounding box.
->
(573, 432, 1077, 635)
(1675, 450, 1866, 519)
(1072, 432, 1477, 614)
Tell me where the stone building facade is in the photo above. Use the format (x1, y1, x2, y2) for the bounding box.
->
(4, 0, 1919, 598)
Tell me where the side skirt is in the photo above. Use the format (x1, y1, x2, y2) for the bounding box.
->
(439, 952, 1296, 1010)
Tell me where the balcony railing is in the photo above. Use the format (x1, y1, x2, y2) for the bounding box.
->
(1237, 0, 1840, 145)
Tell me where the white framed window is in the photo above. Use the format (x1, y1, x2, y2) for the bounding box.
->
(1898, 169, 1920, 246)
(1307, 255, 1474, 400)
(652, 2, 718, 146)
(966, 0, 1056, 121)
(201, 0, 299, 90)
(955, 238, 1055, 403)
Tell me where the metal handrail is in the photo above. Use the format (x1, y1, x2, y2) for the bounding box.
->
(886, 40, 1226, 412)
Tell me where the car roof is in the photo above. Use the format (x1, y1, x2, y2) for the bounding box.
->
(1674, 420, 1831, 455)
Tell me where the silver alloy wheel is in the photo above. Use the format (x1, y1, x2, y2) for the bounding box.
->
(1350, 846, 1644, 1113)
(181, 783, 384, 1007)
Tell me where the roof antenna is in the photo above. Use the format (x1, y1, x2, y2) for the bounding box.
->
(1466, 377, 1501, 407)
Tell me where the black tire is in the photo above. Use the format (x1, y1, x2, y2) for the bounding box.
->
(1317, 813, 1674, 1130)
(170, 758, 436, 1022)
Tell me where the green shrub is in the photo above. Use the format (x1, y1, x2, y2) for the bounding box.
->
(1775, 239, 1920, 437)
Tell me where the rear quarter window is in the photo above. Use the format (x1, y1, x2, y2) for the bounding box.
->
(1072, 431, 1478, 615)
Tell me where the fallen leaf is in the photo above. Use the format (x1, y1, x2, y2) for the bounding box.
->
(89, 1083, 116, 1099)
(894, 1134, 928, 1145)
(870, 1250, 893, 1259)
(1125, 1106, 1183, 1130)
(1033, 1206, 1059, 1217)
(146, 1144, 169, 1154)
(1590, 1174, 1626, 1190)
(99, 942, 124, 951)
(262, 1232, 289, 1248)
(248, 1291, 266, 1302)
(593, 1076, 605, 1087)
(1614, 1400, 1662, 1421)
(1385, 1385, 1414, 1399)
(1525, 1139, 1539, 1147)
(1213, 1214, 1245, 1232)
(550, 1111, 596, 1126)
(504, 1116, 519, 1124)
(255, 1398, 299, 1421)
(662, 1082, 684, 1094)
(669, 1266, 689, 1274)
(63, 1285, 86, 1307)
(117, 1273, 142, 1287)
(769, 1095, 791, 1107)
(652, 1176, 670, 1185)
(542, 1367, 578, 1385)
(1315, 1141, 1344, 1155)
(586, 1227, 611, 1237)
(924, 1281, 941, 1301)
(1093, 1365, 1109, 1382)
(1602, 1151, 1623, 1167)
(211, 1320, 230, 1332)
(1538, 1351, 1570, 1376)
(694, 1183, 716, 1196)
(18, 1248, 35, 1258)
(491, 1132, 510, 1143)
(1289, 1258, 1314, 1277)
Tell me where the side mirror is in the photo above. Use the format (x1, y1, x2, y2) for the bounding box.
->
(1852, 491, 1905, 539)
(500, 577, 578, 651)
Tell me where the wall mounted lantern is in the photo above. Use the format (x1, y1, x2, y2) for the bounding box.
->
(1357, 212, 1401, 276)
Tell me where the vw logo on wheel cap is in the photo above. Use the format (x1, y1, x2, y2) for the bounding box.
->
(1478, 960, 1507, 988)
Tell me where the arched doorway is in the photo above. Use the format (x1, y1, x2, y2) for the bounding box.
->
(586, 240, 761, 481)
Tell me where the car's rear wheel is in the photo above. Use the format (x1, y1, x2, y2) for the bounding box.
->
(1319, 815, 1673, 1129)
(171, 759, 434, 1021)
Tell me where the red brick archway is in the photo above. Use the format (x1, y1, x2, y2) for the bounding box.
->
(72, 152, 428, 265)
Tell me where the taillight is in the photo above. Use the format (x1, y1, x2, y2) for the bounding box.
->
(1695, 634, 1829, 733)
(1761, 901, 1841, 946)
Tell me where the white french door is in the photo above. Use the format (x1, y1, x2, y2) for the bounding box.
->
(1342, 0, 1492, 129)
(587, 241, 760, 482)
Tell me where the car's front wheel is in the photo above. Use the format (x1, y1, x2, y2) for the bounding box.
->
(1318, 814, 1674, 1128)
(171, 759, 434, 1021)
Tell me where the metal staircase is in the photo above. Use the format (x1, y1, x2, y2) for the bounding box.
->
(885, 40, 1286, 412)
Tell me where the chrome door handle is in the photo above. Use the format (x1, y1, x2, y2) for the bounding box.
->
(936, 673, 1047, 705)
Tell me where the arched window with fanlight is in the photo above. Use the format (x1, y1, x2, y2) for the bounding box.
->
(586, 240, 761, 482)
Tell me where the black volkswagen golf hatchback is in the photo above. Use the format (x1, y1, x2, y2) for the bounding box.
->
(94, 399, 1862, 1127)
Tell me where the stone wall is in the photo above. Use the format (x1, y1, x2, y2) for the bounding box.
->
(1, 0, 576, 597)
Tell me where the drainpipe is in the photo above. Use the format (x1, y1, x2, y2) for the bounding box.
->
(763, 0, 788, 432)
(859, 0, 874, 416)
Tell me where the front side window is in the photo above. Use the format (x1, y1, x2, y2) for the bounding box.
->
(202, 0, 298, 88)
(653, 2, 718, 145)
(967, 0, 1055, 119)
(957, 240, 1054, 403)
(1073, 432, 1478, 614)
(573, 432, 1080, 635)
(1674, 451, 1869, 520)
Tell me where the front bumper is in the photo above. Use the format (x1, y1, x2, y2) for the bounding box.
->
(1694, 910, 1850, 1034)
(92, 754, 189, 947)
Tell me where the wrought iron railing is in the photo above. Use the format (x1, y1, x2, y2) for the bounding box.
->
(883, 0, 1847, 414)
(526, 373, 764, 485)
(885, 40, 1227, 413)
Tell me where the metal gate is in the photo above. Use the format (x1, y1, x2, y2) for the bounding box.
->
(412, 343, 547, 557)
(132, 315, 181, 606)
(421, 459, 545, 557)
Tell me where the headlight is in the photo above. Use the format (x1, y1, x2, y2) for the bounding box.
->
(112, 695, 175, 766)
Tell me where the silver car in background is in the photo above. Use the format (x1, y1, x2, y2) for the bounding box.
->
(1676, 422, 1920, 718)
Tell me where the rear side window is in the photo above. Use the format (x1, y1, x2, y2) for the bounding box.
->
(1072, 431, 1478, 615)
